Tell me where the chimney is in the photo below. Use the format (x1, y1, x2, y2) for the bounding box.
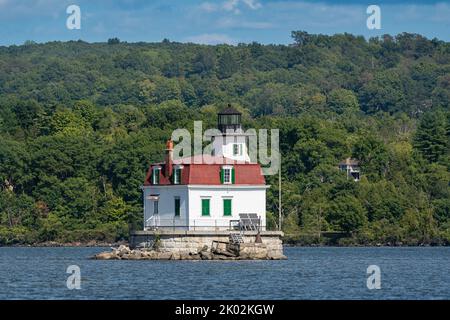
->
(165, 139, 173, 178)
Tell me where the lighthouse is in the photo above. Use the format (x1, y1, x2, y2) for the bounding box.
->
(128, 107, 284, 259)
(141, 107, 268, 231)
(210, 106, 253, 163)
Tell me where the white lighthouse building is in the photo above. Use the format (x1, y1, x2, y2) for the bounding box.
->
(142, 107, 268, 231)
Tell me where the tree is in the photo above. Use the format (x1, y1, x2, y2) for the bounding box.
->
(0, 33, 448, 245)
(192, 49, 216, 75)
(360, 70, 406, 114)
(0, 139, 30, 193)
(291, 31, 312, 46)
(328, 88, 359, 114)
(413, 110, 448, 163)
(50, 108, 90, 135)
(328, 195, 367, 233)
(218, 48, 238, 79)
(353, 135, 388, 179)
(107, 38, 121, 44)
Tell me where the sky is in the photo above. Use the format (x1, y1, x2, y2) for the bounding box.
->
(0, 0, 449, 45)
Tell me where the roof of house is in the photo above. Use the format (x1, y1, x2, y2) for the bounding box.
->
(144, 155, 265, 186)
(339, 157, 360, 166)
(218, 106, 241, 115)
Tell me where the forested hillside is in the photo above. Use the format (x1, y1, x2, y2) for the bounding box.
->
(0, 32, 449, 245)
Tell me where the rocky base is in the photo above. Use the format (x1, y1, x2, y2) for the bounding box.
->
(92, 245, 287, 261)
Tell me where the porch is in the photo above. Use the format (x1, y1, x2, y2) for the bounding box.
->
(144, 213, 264, 232)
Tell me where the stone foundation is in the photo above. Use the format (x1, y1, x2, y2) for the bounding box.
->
(129, 230, 285, 259)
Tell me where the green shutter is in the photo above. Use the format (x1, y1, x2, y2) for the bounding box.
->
(220, 168, 224, 184)
(175, 198, 180, 216)
(173, 168, 176, 184)
(223, 199, 232, 216)
(202, 199, 210, 216)
(177, 168, 182, 184)
(153, 168, 160, 184)
(231, 168, 235, 184)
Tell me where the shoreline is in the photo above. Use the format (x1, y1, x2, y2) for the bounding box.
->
(0, 240, 128, 248)
(1, 242, 449, 248)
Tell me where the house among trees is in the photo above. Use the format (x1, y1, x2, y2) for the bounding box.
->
(339, 158, 360, 182)
(142, 107, 268, 231)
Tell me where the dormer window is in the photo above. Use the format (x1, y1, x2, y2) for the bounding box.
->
(233, 143, 243, 156)
(173, 165, 183, 184)
(152, 167, 161, 185)
(220, 166, 235, 184)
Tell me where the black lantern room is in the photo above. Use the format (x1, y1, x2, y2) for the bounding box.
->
(218, 105, 242, 133)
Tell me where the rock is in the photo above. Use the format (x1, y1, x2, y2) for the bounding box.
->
(200, 251, 212, 260)
(180, 253, 193, 260)
(239, 244, 268, 260)
(213, 248, 237, 257)
(121, 253, 131, 260)
(213, 254, 236, 260)
(112, 246, 130, 258)
(170, 252, 181, 260)
(141, 250, 158, 260)
(93, 252, 117, 260)
(267, 253, 287, 260)
(128, 250, 144, 260)
(91, 241, 284, 261)
(155, 252, 173, 260)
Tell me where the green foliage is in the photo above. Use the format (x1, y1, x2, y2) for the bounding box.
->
(328, 89, 359, 114)
(413, 110, 449, 163)
(353, 135, 388, 180)
(327, 195, 367, 233)
(0, 32, 449, 245)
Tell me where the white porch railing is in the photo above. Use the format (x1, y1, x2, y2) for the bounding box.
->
(143, 217, 265, 231)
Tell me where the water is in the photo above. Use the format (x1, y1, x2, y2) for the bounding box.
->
(0, 246, 449, 299)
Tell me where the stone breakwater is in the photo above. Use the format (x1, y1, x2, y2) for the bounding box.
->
(92, 244, 287, 260)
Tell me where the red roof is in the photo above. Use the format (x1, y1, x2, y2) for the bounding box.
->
(143, 155, 265, 186)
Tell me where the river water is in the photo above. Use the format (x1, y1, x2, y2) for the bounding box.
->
(0, 246, 448, 299)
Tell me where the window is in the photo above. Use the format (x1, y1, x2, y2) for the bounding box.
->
(223, 168, 231, 183)
(173, 168, 181, 184)
(153, 201, 159, 214)
(201, 198, 210, 216)
(152, 167, 161, 185)
(174, 197, 180, 216)
(233, 143, 242, 156)
(220, 166, 235, 184)
(223, 199, 232, 216)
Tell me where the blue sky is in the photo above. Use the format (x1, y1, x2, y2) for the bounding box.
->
(0, 0, 449, 45)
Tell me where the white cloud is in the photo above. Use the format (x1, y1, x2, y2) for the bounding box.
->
(217, 17, 273, 29)
(184, 33, 236, 45)
(263, 1, 364, 28)
(242, 0, 261, 10)
(223, 0, 239, 12)
(199, 2, 218, 13)
(199, 0, 262, 15)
